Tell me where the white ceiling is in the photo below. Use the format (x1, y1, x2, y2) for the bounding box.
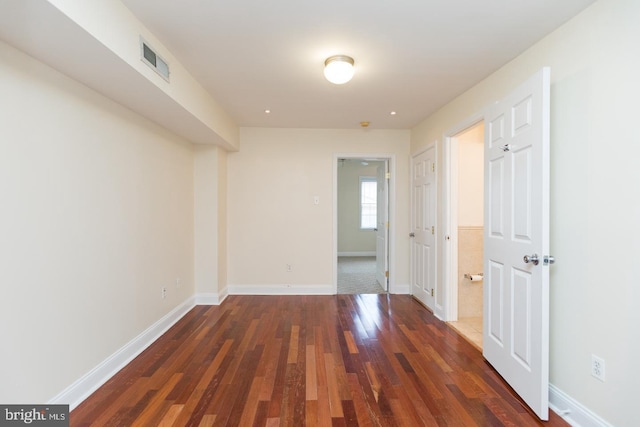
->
(121, 1, 594, 129)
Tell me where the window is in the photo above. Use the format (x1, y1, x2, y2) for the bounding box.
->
(360, 177, 377, 229)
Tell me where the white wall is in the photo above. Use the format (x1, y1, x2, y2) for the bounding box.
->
(194, 146, 228, 301)
(228, 128, 410, 294)
(411, 0, 640, 425)
(457, 124, 484, 319)
(337, 160, 382, 254)
(457, 124, 484, 227)
(0, 40, 195, 403)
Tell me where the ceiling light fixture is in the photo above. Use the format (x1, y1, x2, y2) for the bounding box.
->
(324, 55, 355, 84)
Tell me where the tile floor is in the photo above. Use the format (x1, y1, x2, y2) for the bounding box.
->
(448, 316, 483, 349)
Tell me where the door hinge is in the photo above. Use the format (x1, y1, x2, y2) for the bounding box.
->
(385, 172, 390, 180)
(430, 289, 434, 297)
(432, 163, 435, 173)
(385, 271, 389, 278)
(431, 226, 434, 235)
(386, 221, 389, 229)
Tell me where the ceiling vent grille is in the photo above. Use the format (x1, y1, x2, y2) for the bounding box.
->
(140, 38, 170, 81)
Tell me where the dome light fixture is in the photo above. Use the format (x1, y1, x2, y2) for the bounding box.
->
(324, 55, 355, 84)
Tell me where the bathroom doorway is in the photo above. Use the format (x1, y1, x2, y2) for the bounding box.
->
(446, 121, 484, 348)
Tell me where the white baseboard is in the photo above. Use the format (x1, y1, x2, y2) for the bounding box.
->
(228, 284, 334, 295)
(549, 383, 613, 427)
(195, 287, 228, 305)
(337, 251, 376, 257)
(229, 283, 408, 295)
(389, 283, 410, 294)
(49, 291, 230, 410)
(49, 296, 196, 410)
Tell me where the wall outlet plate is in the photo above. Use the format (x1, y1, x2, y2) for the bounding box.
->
(591, 354, 605, 381)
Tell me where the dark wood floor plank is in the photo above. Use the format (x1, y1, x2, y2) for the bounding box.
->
(167, 339, 235, 426)
(266, 315, 291, 419)
(257, 338, 283, 401)
(251, 400, 269, 427)
(71, 295, 569, 427)
(324, 352, 345, 418)
(158, 403, 184, 427)
(305, 344, 318, 401)
(313, 330, 333, 427)
(344, 351, 385, 424)
(131, 372, 183, 426)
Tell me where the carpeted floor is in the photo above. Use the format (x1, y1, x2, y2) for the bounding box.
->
(337, 256, 386, 294)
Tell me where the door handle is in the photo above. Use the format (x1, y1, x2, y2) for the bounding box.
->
(523, 254, 539, 265)
(409, 232, 415, 238)
(544, 255, 555, 265)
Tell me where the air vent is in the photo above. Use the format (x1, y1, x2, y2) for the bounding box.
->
(140, 38, 170, 81)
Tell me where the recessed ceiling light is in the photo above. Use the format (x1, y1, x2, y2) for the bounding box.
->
(390, 111, 397, 115)
(264, 109, 271, 114)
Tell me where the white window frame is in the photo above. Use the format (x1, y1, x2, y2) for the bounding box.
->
(359, 176, 377, 230)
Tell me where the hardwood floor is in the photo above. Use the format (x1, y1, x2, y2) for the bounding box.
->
(71, 295, 568, 426)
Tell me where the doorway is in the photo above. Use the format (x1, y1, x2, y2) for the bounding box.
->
(336, 157, 390, 294)
(445, 121, 485, 349)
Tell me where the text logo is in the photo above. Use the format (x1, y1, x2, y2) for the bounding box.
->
(0, 405, 68, 426)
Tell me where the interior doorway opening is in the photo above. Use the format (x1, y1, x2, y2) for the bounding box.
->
(336, 157, 390, 294)
(446, 121, 485, 349)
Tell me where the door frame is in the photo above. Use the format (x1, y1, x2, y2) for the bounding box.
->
(333, 153, 396, 294)
(442, 113, 484, 321)
(375, 161, 390, 290)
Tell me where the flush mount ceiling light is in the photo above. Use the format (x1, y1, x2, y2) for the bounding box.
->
(324, 55, 355, 84)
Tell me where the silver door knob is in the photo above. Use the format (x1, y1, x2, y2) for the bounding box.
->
(409, 232, 415, 238)
(544, 255, 555, 265)
(523, 254, 539, 265)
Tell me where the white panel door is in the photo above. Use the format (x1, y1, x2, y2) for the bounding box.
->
(411, 146, 436, 309)
(375, 162, 388, 290)
(483, 67, 551, 420)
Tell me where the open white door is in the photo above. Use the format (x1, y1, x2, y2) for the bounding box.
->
(411, 146, 436, 309)
(375, 162, 389, 290)
(483, 67, 551, 420)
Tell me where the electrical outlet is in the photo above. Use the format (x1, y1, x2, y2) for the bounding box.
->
(161, 287, 167, 299)
(286, 264, 293, 272)
(591, 354, 605, 381)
